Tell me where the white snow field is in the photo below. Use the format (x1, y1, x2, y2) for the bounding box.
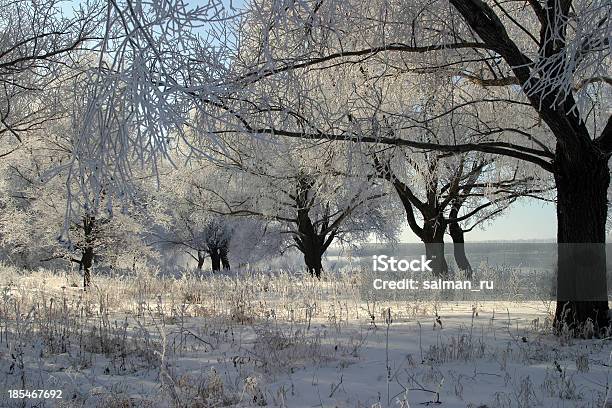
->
(0, 267, 610, 408)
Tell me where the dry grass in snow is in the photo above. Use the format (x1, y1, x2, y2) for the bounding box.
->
(0, 265, 610, 407)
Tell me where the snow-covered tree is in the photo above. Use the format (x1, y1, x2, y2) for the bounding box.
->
(366, 76, 553, 277)
(0, 0, 99, 144)
(188, 134, 399, 278)
(219, 19, 554, 278)
(0, 75, 160, 287)
(148, 162, 285, 272)
(219, 0, 611, 330)
(0, 134, 157, 286)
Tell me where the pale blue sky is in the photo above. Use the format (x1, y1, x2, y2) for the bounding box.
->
(399, 198, 557, 242)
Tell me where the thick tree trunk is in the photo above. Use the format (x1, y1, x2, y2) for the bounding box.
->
(81, 246, 94, 289)
(220, 246, 230, 270)
(423, 240, 448, 278)
(392, 179, 450, 278)
(297, 229, 325, 278)
(303, 246, 323, 279)
(449, 221, 472, 278)
(421, 215, 449, 277)
(554, 145, 610, 334)
(297, 234, 325, 278)
(197, 250, 205, 270)
(82, 215, 95, 290)
(294, 189, 325, 279)
(209, 248, 221, 272)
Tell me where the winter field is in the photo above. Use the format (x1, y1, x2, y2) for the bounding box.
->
(2, 0, 612, 406)
(0, 265, 610, 408)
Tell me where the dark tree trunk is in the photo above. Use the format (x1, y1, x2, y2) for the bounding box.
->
(209, 248, 221, 272)
(197, 250, 205, 270)
(449, 221, 472, 278)
(291, 175, 335, 279)
(81, 215, 95, 290)
(423, 240, 448, 278)
(422, 219, 449, 278)
(389, 172, 450, 278)
(81, 246, 94, 289)
(302, 245, 323, 279)
(554, 144, 610, 334)
(220, 246, 230, 270)
(398, 199, 449, 277)
(296, 225, 325, 279)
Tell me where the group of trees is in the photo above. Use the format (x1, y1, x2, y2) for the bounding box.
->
(0, 0, 610, 331)
(221, 0, 610, 329)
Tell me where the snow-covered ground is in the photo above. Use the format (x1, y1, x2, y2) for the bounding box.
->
(0, 267, 610, 407)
